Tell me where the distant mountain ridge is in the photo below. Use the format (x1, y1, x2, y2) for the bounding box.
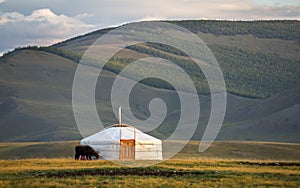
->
(0, 20, 299, 142)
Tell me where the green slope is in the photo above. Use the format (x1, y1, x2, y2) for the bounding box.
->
(6, 20, 299, 98)
(0, 50, 80, 141)
(0, 20, 299, 142)
(52, 20, 300, 98)
(0, 49, 299, 142)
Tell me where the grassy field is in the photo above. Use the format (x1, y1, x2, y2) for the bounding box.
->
(0, 158, 299, 187)
(1, 141, 300, 161)
(0, 141, 299, 187)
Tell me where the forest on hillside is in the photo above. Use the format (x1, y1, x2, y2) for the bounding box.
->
(3, 20, 299, 98)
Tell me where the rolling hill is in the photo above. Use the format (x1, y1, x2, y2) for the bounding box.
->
(0, 20, 299, 142)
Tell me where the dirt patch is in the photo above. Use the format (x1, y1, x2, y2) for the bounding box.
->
(238, 161, 300, 167)
(29, 168, 220, 178)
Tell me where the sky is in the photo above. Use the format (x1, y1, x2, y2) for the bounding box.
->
(0, 0, 299, 55)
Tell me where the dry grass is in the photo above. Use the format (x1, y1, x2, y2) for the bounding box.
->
(0, 141, 299, 187)
(0, 158, 299, 187)
(0, 158, 119, 172)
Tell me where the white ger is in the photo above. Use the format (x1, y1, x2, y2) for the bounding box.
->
(80, 107, 163, 160)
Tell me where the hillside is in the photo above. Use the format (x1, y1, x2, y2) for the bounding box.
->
(0, 50, 79, 141)
(53, 20, 300, 98)
(0, 20, 299, 142)
(6, 20, 299, 98)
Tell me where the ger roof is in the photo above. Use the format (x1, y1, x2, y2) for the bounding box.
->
(80, 125, 161, 145)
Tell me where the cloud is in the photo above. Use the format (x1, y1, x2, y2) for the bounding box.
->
(125, 0, 300, 20)
(75, 13, 94, 20)
(252, 0, 300, 7)
(138, 15, 166, 21)
(0, 8, 95, 51)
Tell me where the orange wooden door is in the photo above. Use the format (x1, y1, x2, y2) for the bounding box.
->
(120, 139, 135, 160)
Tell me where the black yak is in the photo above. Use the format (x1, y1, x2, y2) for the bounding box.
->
(75, 145, 100, 160)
